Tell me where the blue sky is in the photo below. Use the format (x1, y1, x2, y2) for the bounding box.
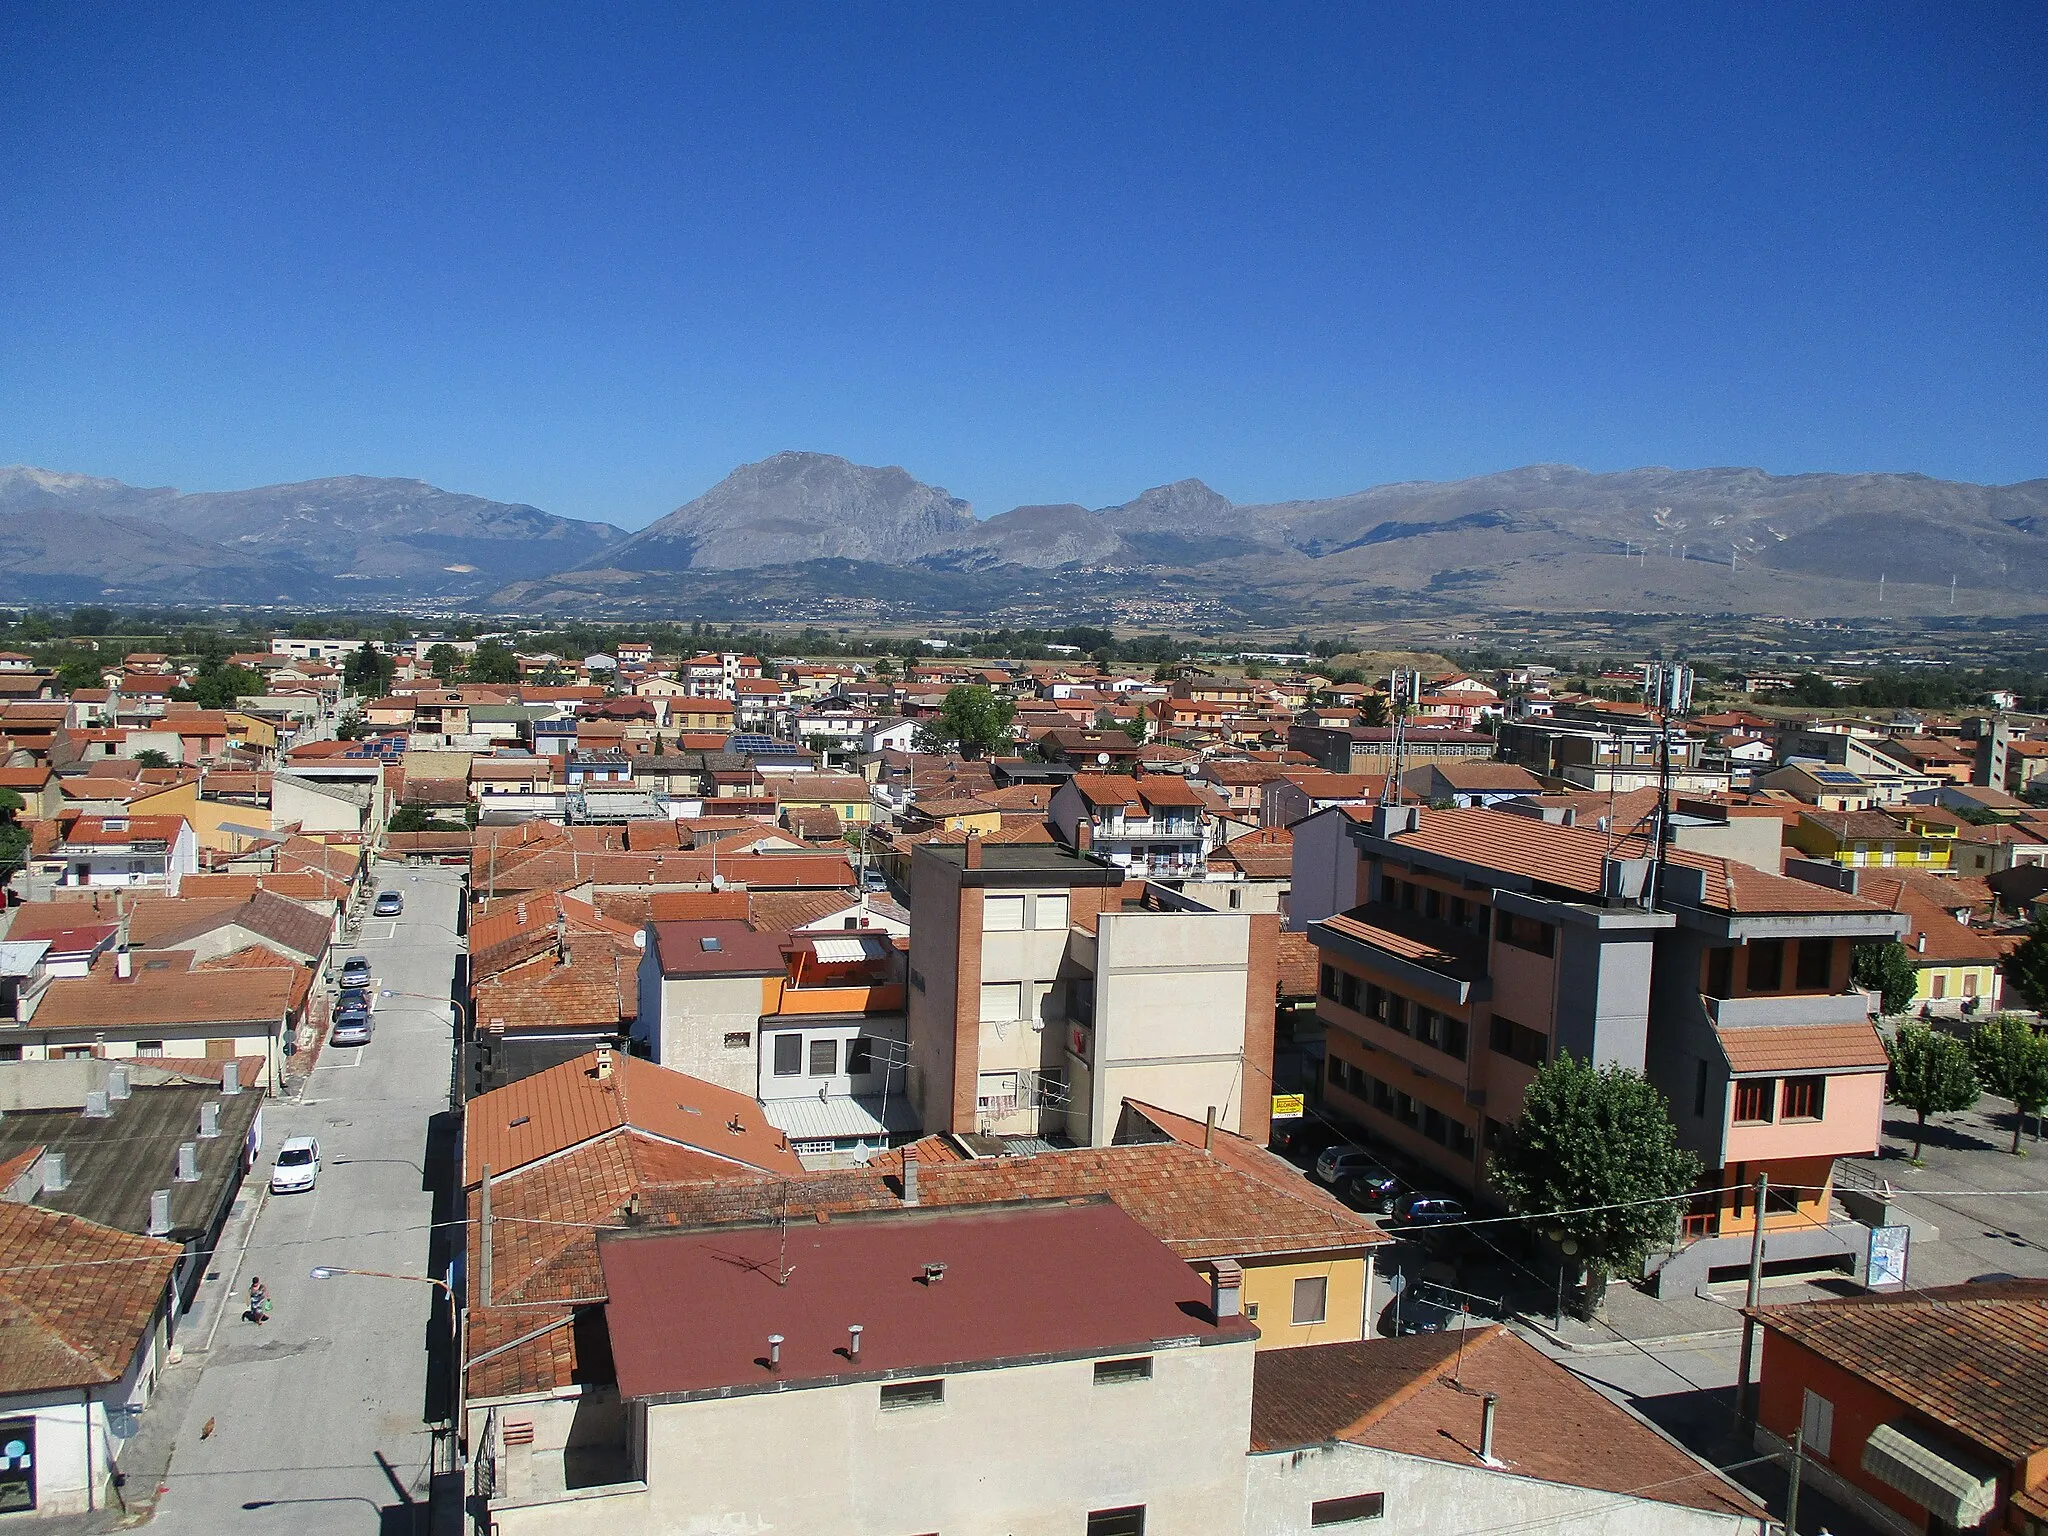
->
(2, 3, 2043, 528)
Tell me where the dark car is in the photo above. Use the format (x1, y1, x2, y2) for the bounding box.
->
(373, 890, 404, 917)
(336, 985, 371, 1011)
(1383, 1293, 1463, 1336)
(1337, 1165, 1404, 1214)
(1392, 1192, 1470, 1229)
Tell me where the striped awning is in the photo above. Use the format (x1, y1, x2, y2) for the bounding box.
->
(1860, 1420, 2000, 1526)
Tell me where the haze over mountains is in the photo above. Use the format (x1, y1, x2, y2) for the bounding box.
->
(8, 452, 2048, 621)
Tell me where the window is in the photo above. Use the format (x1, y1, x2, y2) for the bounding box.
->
(808, 1038, 838, 1076)
(1964, 971, 1980, 998)
(1034, 893, 1069, 930)
(1796, 938, 1832, 990)
(1747, 940, 1785, 991)
(1423, 887, 1441, 920)
(1449, 896, 1467, 926)
(1086, 1506, 1146, 1536)
(1705, 945, 1735, 998)
(1311, 1493, 1385, 1525)
(0, 1416, 35, 1512)
(845, 1037, 873, 1075)
(134, 1040, 164, 1055)
(772, 1033, 802, 1076)
(979, 981, 1022, 1021)
(1780, 1076, 1825, 1120)
(1384, 996, 1408, 1034)
(1093, 1356, 1153, 1385)
(1931, 972, 1948, 999)
(982, 895, 1025, 931)
(1292, 1275, 1329, 1325)
(879, 1379, 944, 1410)
(723, 1031, 752, 1049)
(977, 1070, 1020, 1113)
(1495, 910, 1555, 956)
(1339, 972, 1360, 1010)
(1320, 965, 1337, 1000)
(1694, 1058, 1709, 1118)
(1733, 1079, 1773, 1123)
(1800, 1388, 1835, 1459)
(1489, 1017, 1547, 1068)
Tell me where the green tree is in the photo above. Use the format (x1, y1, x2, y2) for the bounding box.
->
(172, 662, 263, 710)
(334, 709, 369, 741)
(1487, 1054, 1702, 1315)
(0, 786, 27, 879)
(468, 640, 520, 685)
(2003, 912, 2048, 1010)
(131, 749, 171, 769)
(425, 643, 462, 682)
(344, 641, 393, 695)
(918, 684, 1016, 758)
(1970, 1014, 2048, 1154)
(1853, 939, 1919, 1016)
(1886, 1025, 1981, 1161)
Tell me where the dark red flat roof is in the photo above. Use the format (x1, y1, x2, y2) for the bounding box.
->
(598, 1198, 1255, 1402)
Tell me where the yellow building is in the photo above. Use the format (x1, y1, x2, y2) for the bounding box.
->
(1788, 809, 1953, 870)
(769, 773, 873, 827)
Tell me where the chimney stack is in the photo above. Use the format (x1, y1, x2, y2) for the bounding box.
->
(198, 1102, 220, 1138)
(115, 947, 132, 980)
(901, 1147, 920, 1205)
(1075, 819, 1092, 853)
(963, 831, 982, 870)
(847, 1324, 863, 1362)
(82, 1091, 110, 1119)
(1210, 1258, 1244, 1320)
(147, 1189, 172, 1236)
(221, 1060, 241, 1095)
(595, 1044, 614, 1081)
(107, 1066, 130, 1100)
(1480, 1393, 1502, 1466)
(767, 1334, 783, 1371)
(42, 1152, 67, 1192)
(176, 1142, 199, 1182)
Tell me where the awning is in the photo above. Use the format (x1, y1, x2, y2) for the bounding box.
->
(762, 1093, 919, 1144)
(1860, 1420, 2000, 1526)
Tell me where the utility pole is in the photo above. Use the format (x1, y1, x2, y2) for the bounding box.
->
(1737, 1171, 1769, 1427)
(1785, 1423, 1806, 1534)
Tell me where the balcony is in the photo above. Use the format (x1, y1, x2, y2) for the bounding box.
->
(1705, 991, 1871, 1028)
(1310, 903, 1489, 1007)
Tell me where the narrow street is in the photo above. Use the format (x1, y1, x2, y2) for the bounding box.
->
(147, 863, 464, 1536)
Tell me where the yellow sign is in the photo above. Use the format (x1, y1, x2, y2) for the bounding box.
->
(1271, 1094, 1305, 1119)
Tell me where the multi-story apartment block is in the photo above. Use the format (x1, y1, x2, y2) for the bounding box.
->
(1049, 772, 1213, 878)
(1302, 806, 1906, 1290)
(1495, 719, 1732, 795)
(906, 837, 1277, 1147)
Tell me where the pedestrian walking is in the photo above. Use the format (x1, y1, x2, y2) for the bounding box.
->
(246, 1276, 270, 1325)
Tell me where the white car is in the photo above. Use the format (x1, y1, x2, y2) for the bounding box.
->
(271, 1136, 320, 1194)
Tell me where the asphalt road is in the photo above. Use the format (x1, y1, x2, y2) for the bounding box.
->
(149, 863, 463, 1536)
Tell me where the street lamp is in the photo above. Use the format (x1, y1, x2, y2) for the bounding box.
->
(309, 1264, 452, 1299)
(311, 1265, 464, 1465)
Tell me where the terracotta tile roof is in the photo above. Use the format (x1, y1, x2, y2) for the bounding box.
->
(0, 1203, 181, 1394)
(780, 805, 843, 840)
(126, 889, 333, 959)
(178, 870, 348, 903)
(474, 942, 641, 1033)
(1425, 761, 1546, 791)
(1388, 807, 1886, 916)
(35, 965, 297, 1029)
(1251, 1328, 1765, 1518)
(1274, 929, 1320, 998)
(1753, 1281, 2048, 1464)
(461, 1050, 802, 1187)
(1799, 809, 1925, 842)
(1851, 874, 2004, 963)
(1714, 1020, 1889, 1075)
(469, 893, 640, 981)
(57, 813, 189, 847)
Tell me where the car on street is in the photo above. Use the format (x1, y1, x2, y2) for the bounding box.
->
(1392, 1192, 1470, 1229)
(1314, 1143, 1384, 1186)
(373, 889, 404, 916)
(1382, 1292, 1464, 1336)
(336, 985, 370, 1011)
(271, 1135, 321, 1194)
(1336, 1164, 1404, 1213)
(340, 955, 371, 987)
(330, 1012, 373, 1046)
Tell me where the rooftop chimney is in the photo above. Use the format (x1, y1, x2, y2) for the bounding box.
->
(1211, 1258, 1243, 1320)
(1075, 819, 1092, 853)
(107, 1066, 130, 1100)
(115, 947, 132, 980)
(1917, 933, 1927, 953)
(595, 1044, 614, 1081)
(767, 1334, 783, 1371)
(198, 1102, 220, 1138)
(902, 1147, 920, 1205)
(82, 1090, 110, 1119)
(1480, 1393, 1502, 1466)
(147, 1188, 172, 1237)
(176, 1141, 199, 1182)
(963, 831, 982, 870)
(847, 1324, 863, 1362)
(922, 1261, 948, 1285)
(221, 1060, 241, 1095)
(42, 1152, 67, 1192)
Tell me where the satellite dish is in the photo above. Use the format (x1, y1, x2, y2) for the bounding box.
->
(1097, 752, 1110, 765)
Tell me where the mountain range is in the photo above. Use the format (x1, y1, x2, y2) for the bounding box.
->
(8, 453, 2048, 622)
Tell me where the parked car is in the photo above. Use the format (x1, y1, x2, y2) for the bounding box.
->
(340, 956, 371, 987)
(1337, 1164, 1404, 1213)
(330, 1013, 373, 1047)
(336, 985, 370, 1012)
(373, 889, 404, 917)
(1392, 1192, 1470, 1229)
(1383, 1293, 1463, 1336)
(271, 1136, 321, 1194)
(1315, 1143, 1384, 1186)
